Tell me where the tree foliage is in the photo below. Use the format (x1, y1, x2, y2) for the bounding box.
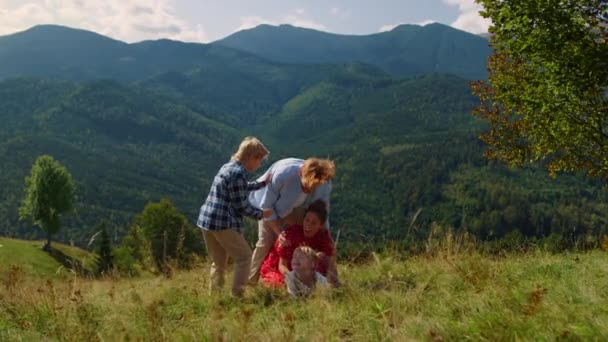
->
(18, 155, 76, 248)
(470, 0, 608, 178)
(129, 199, 203, 272)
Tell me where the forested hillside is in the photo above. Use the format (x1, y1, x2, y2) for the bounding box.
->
(0, 25, 605, 247)
(0, 78, 238, 243)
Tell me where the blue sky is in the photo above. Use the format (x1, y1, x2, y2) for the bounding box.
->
(0, 0, 490, 43)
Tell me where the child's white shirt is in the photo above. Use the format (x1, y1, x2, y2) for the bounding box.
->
(285, 271, 329, 297)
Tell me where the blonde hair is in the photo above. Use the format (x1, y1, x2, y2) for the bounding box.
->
(232, 136, 269, 162)
(294, 246, 319, 267)
(301, 158, 335, 190)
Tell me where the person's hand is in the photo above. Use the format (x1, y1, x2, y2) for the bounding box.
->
(278, 233, 289, 247)
(262, 208, 273, 219)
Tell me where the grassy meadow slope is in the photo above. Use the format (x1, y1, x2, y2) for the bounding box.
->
(1, 248, 606, 340)
(0, 237, 95, 279)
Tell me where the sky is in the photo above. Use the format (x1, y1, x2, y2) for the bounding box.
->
(0, 0, 491, 43)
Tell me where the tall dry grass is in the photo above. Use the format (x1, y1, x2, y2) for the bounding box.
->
(2, 239, 607, 341)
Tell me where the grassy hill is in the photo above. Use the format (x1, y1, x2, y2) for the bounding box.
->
(1, 248, 606, 340)
(0, 237, 95, 279)
(215, 23, 491, 80)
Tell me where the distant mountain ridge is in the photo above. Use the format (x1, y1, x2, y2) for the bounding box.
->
(215, 23, 490, 80)
(0, 24, 490, 82)
(0, 24, 273, 82)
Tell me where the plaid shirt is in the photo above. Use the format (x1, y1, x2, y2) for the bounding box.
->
(197, 160, 265, 231)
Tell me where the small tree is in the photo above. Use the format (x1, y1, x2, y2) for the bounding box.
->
(130, 199, 202, 273)
(19, 155, 76, 250)
(470, 1, 608, 179)
(96, 222, 113, 275)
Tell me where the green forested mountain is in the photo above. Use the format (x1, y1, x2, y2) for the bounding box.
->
(0, 25, 605, 248)
(0, 25, 289, 83)
(215, 23, 490, 80)
(0, 25, 128, 80)
(141, 62, 390, 127)
(0, 24, 489, 83)
(0, 78, 240, 243)
(251, 73, 608, 242)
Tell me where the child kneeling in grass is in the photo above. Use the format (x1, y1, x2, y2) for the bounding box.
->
(197, 136, 272, 297)
(285, 246, 330, 298)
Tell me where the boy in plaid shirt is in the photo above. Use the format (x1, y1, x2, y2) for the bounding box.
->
(197, 136, 272, 297)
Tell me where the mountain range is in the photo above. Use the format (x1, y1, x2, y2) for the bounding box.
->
(216, 23, 490, 80)
(0, 23, 489, 82)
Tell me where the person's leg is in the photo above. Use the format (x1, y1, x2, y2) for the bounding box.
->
(202, 230, 228, 294)
(213, 229, 253, 297)
(248, 220, 277, 284)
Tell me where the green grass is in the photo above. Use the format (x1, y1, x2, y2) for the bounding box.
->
(0, 237, 95, 280)
(1, 248, 607, 340)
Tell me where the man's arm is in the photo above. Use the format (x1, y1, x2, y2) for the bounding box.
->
(267, 219, 282, 236)
(315, 181, 332, 228)
(258, 173, 281, 220)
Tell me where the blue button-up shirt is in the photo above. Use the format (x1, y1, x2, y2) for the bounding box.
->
(249, 158, 331, 227)
(197, 160, 265, 231)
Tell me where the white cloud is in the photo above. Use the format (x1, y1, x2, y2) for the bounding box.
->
(443, 0, 490, 34)
(0, 0, 209, 42)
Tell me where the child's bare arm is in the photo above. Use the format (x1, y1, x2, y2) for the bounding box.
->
(279, 257, 290, 275)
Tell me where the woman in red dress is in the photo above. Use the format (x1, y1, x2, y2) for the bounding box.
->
(260, 200, 341, 287)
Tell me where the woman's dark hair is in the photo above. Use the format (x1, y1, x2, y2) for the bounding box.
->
(305, 199, 327, 224)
